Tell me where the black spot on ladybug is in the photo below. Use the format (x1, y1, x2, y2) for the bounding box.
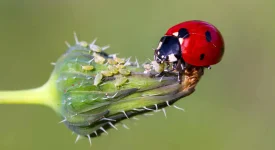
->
(200, 53, 205, 60)
(205, 31, 212, 42)
(178, 28, 190, 39)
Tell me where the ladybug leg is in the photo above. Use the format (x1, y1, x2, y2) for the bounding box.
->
(172, 62, 178, 71)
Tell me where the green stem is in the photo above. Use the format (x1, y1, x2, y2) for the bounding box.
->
(0, 74, 60, 113)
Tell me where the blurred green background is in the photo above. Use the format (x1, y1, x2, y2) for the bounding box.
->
(0, 0, 274, 149)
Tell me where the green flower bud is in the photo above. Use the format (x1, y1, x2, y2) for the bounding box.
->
(0, 33, 204, 145)
(52, 36, 204, 143)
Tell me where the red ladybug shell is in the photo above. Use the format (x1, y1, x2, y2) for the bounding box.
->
(165, 20, 224, 67)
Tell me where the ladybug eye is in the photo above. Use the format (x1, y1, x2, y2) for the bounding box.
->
(178, 28, 190, 38)
(205, 31, 212, 42)
(200, 54, 205, 60)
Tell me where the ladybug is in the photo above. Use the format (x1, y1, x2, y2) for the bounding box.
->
(154, 20, 224, 82)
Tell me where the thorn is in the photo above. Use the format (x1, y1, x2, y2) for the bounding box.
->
(162, 108, 167, 118)
(173, 105, 185, 111)
(101, 45, 110, 51)
(135, 57, 140, 68)
(159, 75, 164, 82)
(73, 31, 79, 44)
(94, 131, 98, 136)
(75, 135, 81, 143)
(124, 57, 132, 66)
(166, 101, 171, 107)
(143, 106, 154, 111)
(154, 104, 158, 110)
(58, 118, 66, 124)
(100, 127, 108, 135)
(65, 41, 71, 47)
(108, 122, 118, 130)
(133, 108, 144, 111)
(144, 113, 154, 116)
(87, 134, 92, 146)
(90, 38, 97, 47)
(101, 117, 116, 122)
(122, 123, 130, 130)
(121, 111, 129, 119)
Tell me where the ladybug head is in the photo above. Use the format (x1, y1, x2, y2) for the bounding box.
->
(154, 36, 182, 64)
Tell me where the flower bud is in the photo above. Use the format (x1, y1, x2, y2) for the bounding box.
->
(52, 36, 203, 141)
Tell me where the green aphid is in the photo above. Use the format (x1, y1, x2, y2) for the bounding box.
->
(151, 61, 164, 73)
(81, 65, 94, 71)
(101, 70, 113, 77)
(107, 59, 118, 65)
(94, 73, 103, 86)
(119, 68, 131, 76)
(79, 41, 88, 48)
(115, 76, 128, 87)
(143, 63, 152, 70)
(90, 44, 102, 52)
(108, 65, 119, 74)
(114, 57, 125, 64)
(93, 53, 106, 64)
(116, 64, 125, 69)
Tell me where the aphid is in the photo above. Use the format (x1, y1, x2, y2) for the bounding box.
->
(119, 68, 131, 76)
(94, 73, 103, 86)
(115, 76, 128, 87)
(143, 63, 152, 74)
(151, 61, 164, 73)
(81, 65, 94, 71)
(89, 44, 102, 52)
(79, 41, 88, 47)
(108, 65, 119, 74)
(101, 70, 113, 77)
(114, 56, 125, 64)
(116, 64, 125, 69)
(107, 59, 118, 65)
(93, 53, 106, 64)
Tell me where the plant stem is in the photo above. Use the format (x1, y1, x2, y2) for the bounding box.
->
(0, 75, 60, 113)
